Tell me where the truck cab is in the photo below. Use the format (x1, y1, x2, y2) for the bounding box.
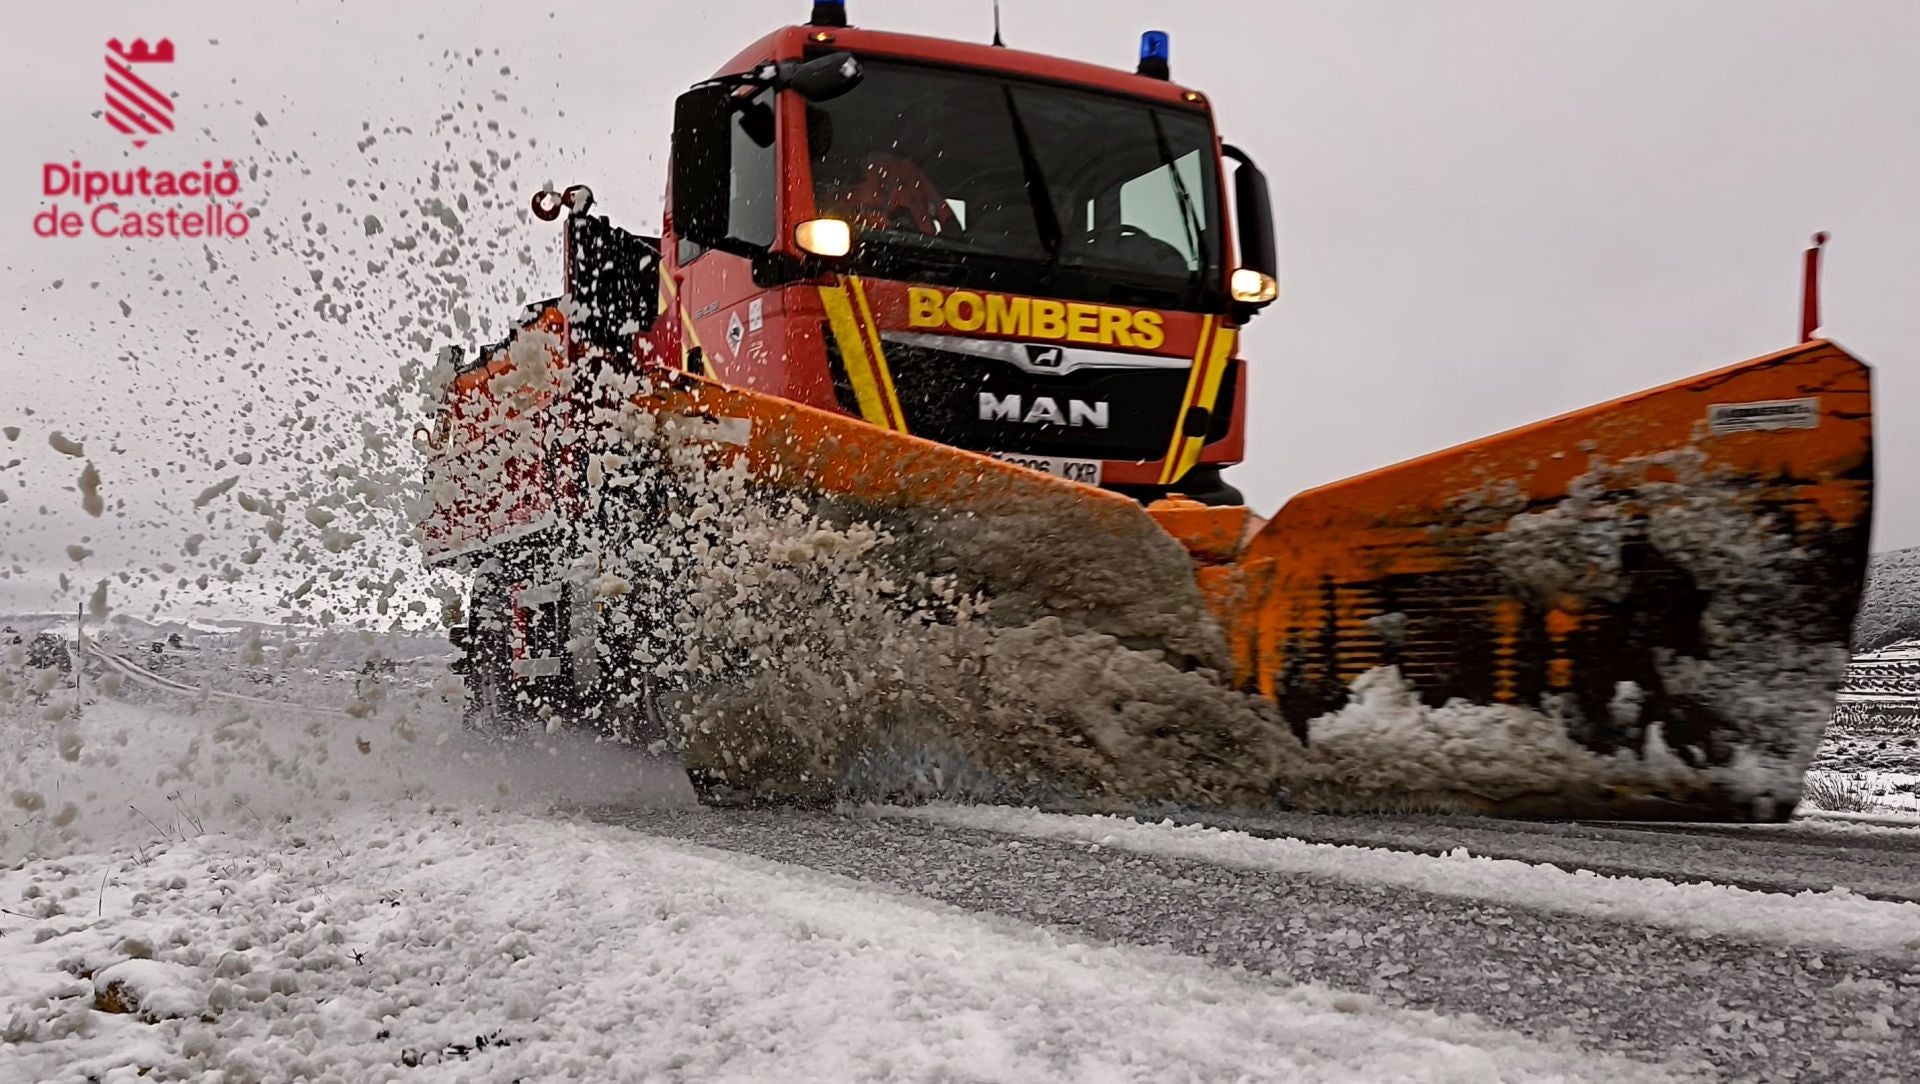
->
(661, 6, 1278, 503)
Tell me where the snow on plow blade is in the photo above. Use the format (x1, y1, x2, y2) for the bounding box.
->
(1231, 340, 1873, 820)
(633, 340, 1871, 821)
(626, 370, 1284, 809)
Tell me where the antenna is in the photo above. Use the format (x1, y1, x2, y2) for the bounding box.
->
(992, 0, 1005, 47)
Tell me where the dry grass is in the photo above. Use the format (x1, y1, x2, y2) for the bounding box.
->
(1800, 772, 1884, 813)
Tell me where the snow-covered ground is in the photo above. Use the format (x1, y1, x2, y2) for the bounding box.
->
(6, 634, 1920, 1079)
(0, 673, 678, 867)
(1803, 769, 1920, 814)
(0, 806, 1673, 1084)
(0, 691, 1677, 1082)
(1813, 638, 1920, 814)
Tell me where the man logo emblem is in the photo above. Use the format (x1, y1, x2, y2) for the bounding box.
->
(978, 393, 1110, 429)
(1025, 345, 1064, 370)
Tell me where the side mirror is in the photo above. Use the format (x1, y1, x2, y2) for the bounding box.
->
(672, 84, 736, 253)
(778, 52, 863, 102)
(1225, 145, 1276, 279)
(1223, 144, 1277, 319)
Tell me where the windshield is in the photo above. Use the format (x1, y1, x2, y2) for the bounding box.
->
(805, 59, 1223, 312)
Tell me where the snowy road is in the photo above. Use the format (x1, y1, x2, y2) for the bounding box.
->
(6, 689, 1918, 1080)
(595, 804, 1920, 1082)
(0, 807, 1676, 1084)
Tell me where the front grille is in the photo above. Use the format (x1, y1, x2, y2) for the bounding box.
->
(826, 333, 1190, 460)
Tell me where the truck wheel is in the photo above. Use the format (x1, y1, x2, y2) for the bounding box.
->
(463, 654, 522, 736)
(461, 575, 527, 737)
(685, 767, 758, 807)
(586, 674, 676, 748)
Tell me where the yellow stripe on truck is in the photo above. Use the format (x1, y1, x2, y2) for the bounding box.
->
(1169, 327, 1238, 484)
(818, 283, 896, 430)
(849, 277, 909, 432)
(660, 273, 706, 373)
(1159, 317, 1216, 484)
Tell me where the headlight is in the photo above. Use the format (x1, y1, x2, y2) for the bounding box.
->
(795, 218, 852, 257)
(1231, 268, 1278, 304)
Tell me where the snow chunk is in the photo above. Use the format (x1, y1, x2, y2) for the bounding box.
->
(93, 960, 203, 1021)
(192, 477, 239, 509)
(79, 462, 103, 517)
(1291, 667, 1769, 818)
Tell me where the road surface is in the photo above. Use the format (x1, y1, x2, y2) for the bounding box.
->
(596, 803, 1920, 1082)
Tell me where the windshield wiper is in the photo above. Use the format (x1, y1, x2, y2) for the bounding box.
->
(1001, 87, 1064, 273)
(1148, 110, 1206, 287)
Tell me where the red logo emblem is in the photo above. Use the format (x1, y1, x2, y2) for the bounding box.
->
(104, 37, 175, 147)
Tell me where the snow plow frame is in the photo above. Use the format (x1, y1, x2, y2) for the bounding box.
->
(574, 335, 1871, 820)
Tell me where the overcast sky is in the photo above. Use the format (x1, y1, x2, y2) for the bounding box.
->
(2, 0, 1916, 621)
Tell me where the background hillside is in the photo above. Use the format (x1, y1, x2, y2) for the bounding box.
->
(1856, 546, 1920, 651)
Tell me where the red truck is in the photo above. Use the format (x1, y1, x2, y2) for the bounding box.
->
(421, 2, 1874, 818)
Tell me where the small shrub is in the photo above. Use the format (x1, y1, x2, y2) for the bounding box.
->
(1800, 772, 1883, 813)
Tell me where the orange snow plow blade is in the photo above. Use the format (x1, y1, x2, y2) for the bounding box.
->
(632, 339, 1872, 821)
(1206, 339, 1871, 819)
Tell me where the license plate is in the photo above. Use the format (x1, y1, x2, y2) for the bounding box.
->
(989, 452, 1102, 485)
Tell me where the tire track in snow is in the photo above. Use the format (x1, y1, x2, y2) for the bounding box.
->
(894, 806, 1920, 954)
(1116, 809, 1920, 905)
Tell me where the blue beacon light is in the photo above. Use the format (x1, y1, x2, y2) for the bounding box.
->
(1138, 31, 1170, 80)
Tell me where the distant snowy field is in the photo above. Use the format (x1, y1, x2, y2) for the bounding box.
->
(0, 693, 1668, 1082)
(1814, 638, 1920, 813)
